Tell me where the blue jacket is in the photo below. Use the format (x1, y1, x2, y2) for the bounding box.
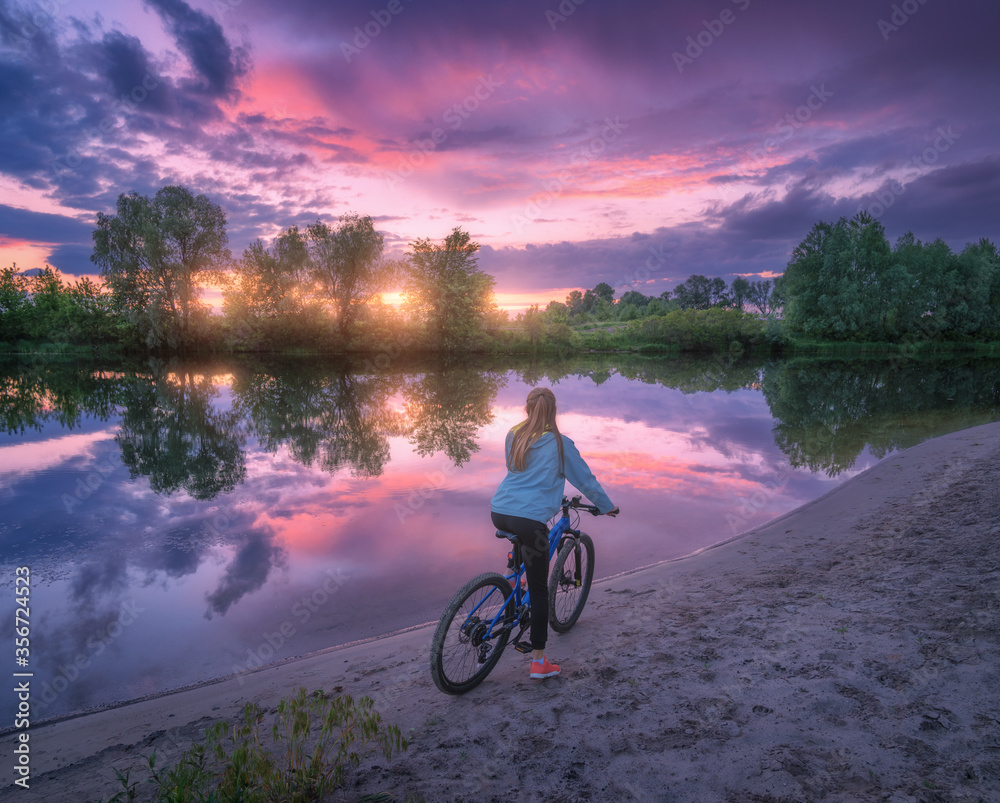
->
(490, 429, 615, 523)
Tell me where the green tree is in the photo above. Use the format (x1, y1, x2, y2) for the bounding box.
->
(592, 282, 615, 304)
(565, 289, 584, 316)
(746, 279, 778, 317)
(619, 290, 650, 309)
(729, 277, 751, 311)
(404, 227, 497, 350)
(91, 185, 230, 348)
(307, 214, 395, 341)
(784, 215, 912, 340)
(226, 226, 309, 319)
(616, 301, 640, 321)
(673, 275, 729, 309)
(517, 304, 545, 345)
(592, 298, 614, 321)
(223, 226, 326, 350)
(67, 276, 117, 342)
(545, 300, 569, 323)
(0, 266, 30, 342)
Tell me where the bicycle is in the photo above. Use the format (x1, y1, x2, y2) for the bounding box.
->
(430, 496, 604, 695)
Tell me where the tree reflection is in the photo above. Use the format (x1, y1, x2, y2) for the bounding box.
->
(0, 358, 133, 433)
(232, 362, 407, 478)
(116, 365, 247, 499)
(402, 365, 505, 466)
(505, 353, 765, 394)
(762, 358, 1000, 475)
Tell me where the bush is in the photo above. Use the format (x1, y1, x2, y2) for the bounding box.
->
(104, 687, 407, 802)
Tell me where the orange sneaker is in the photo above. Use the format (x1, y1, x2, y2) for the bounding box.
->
(529, 658, 561, 679)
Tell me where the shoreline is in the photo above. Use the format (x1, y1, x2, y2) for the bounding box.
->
(6, 422, 1000, 801)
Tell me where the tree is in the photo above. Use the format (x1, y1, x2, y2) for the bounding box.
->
(226, 226, 309, 319)
(745, 279, 777, 316)
(673, 275, 729, 309)
(0, 266, 30, 342)
(729, 277, 750, 311)
(91, 185, 230, 348)
(404, 227, 497, 350)
(592, 282, 615, 304)
(592, 298, 614, 321)
(307, 213, 395, 340)
(517, 304, 545, 344)
(619, 290, 650, 308)
(544, 300, 569, 324)
(565, 289, 584, 316)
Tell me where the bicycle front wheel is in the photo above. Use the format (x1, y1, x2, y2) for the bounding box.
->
(430, 572, 513, 695)
(548, 533, 595, 632)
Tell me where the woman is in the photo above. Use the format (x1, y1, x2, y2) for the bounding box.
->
(490, 387, 618, 680)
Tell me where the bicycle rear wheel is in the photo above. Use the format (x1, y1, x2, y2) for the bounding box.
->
(430, 572, 513, 695)
(548, 533, 595, 632)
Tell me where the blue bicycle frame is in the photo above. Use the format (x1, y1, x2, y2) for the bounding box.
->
(470, 496, 593, 647)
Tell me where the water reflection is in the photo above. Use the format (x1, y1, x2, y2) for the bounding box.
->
(117, 366, 247, 499)
(762, 357, 1000, 475)
(1, 353, 999, 721)
(233, 363, 406, 478)
(403, 366, 505, 465)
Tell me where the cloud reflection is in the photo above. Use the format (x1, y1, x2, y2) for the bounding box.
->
(2, 354, 1000, 721)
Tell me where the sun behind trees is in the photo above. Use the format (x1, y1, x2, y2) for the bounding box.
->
(4, 183, 1000, 355)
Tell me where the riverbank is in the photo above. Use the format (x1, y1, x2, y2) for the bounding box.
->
(6, 422, 1000, 802)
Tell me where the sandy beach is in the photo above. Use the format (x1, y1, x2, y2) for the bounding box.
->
(5, 422, 1000, 802)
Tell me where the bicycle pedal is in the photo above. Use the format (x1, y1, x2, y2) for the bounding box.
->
(512, 641, 532, 654)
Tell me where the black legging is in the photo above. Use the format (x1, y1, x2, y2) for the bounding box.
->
(491, 511, 550, 651)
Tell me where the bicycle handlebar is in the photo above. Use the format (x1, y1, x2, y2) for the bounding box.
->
(563, 495, 617, 517)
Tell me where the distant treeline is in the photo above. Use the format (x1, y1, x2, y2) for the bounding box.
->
(1, 185, 997, 355)
(781, 214, 1000, 342)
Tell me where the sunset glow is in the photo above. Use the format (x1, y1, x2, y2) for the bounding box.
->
(0, 0, 996, 301)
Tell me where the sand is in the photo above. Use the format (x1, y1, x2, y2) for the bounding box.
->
(4, 422, 1000, 802)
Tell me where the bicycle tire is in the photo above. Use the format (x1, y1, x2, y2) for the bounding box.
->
(430, 572, 514, 695)
(548, 533, 595, 632)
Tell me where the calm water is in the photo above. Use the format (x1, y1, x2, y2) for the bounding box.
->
(1, 353, 998, 722)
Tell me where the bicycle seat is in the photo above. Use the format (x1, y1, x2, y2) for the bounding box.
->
(495, 529, 518, 542)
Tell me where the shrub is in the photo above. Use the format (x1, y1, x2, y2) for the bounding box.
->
(104, 687, 407, 802)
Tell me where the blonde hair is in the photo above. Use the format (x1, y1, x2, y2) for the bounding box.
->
(507, 387, 564, 473)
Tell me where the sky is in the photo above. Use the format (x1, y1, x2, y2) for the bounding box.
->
(1, 0, 998, 310)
